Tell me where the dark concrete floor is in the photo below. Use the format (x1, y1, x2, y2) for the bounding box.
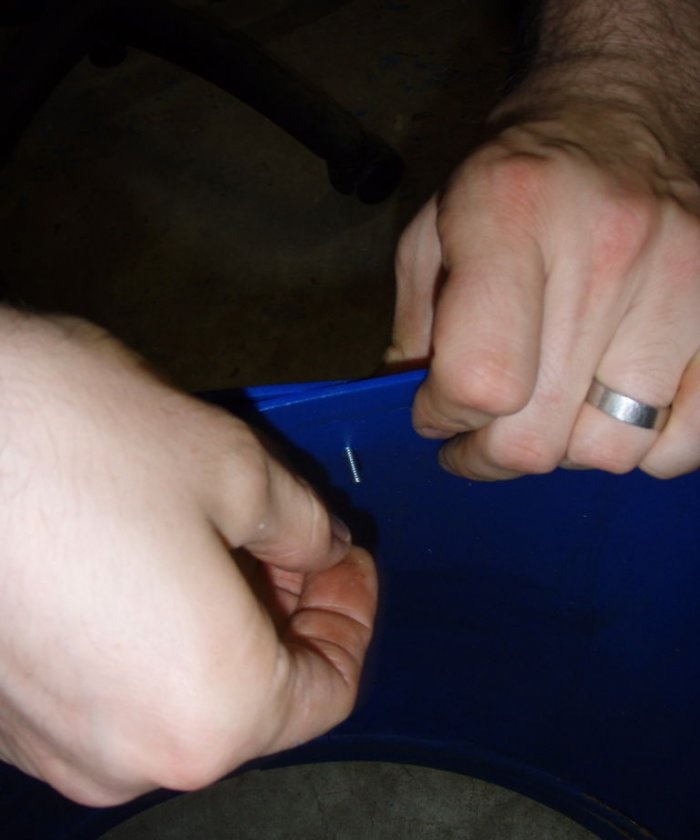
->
(103, 763, 596, 840)
(1, 1, 597, 837)
(1, 0, 512, 389)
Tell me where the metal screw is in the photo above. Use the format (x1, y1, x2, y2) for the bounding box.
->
(343, 446, 362, 484)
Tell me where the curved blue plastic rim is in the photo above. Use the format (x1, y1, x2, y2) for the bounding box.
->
(2, 370, 698, 840)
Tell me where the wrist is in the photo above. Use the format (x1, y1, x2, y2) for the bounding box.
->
(487, 64, 699, 183)
(499, 1, 700, 173)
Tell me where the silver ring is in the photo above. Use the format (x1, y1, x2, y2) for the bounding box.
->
(585, 379, 670, 431)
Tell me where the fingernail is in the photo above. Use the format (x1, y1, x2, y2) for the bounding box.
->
(330, 514, 352, 544)
(437, 445, 460, 475)
(416, 425, 450, 439)
(560, 459, 591, 471)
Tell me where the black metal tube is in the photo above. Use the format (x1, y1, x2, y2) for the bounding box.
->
(0, 0, 401, 198)
(109, 0, 369, 165)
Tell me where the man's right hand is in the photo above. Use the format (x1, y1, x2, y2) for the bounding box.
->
(386, 0, 700, 483)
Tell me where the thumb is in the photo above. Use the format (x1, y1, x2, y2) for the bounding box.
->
(385, 196, 443, 366)
(206, 420, 352, 573)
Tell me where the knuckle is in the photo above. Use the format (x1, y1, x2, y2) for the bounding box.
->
(216, 424, 274, 524)
(25, 728, 142, 808)
(433, 351, 531, 417)
(149, 732, 229, 792)
(141, 686, 256, 792)
(49, 313, 105, 340)
(132, 623, 279, 793)
(269, 485, 330, 567)
(54, 316, 123, 355)
(440, 153, 546, 234)
(486, 429, 562, 475)
(567, 437, 638, 474)
(640, 459, 677, 480)
(210, 413, 332, 564)
(39, 768, 124, 809)
(589, 191, 655, 277)
(37, 703, 238, 804)
(48, 313, 156, 375)
(478, 154, 546, 209)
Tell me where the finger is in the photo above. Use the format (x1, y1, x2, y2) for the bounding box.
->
(265, 546, 377, 753)
(438, 425, 524, 481)
(437, 268, 616, 480)
(412, 189, 546, 439)
(246, 460, 352, 572)
(567, 223, 700, 473)
(435, 212, 631, 478)
(385, 196, 443, 366)
(206, 423, 352, 574)
(642, 350, 700, 477)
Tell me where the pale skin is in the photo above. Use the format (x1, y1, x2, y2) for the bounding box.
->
(0, 307, 376, 806)
(388, 0, 700, 480)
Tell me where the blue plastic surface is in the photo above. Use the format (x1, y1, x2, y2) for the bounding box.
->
(2, 370, 699, 839)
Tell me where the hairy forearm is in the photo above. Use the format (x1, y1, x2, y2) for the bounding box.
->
(495, 0, 700, 169)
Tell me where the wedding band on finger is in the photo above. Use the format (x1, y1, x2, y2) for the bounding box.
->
(585, 379, 671, 432)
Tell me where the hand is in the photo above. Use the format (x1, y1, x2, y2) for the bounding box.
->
(0, 308, 376, 806)
(387, 104, 700, 480)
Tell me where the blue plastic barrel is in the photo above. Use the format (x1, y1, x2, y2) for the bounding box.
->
(2, 370, 698, 839)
